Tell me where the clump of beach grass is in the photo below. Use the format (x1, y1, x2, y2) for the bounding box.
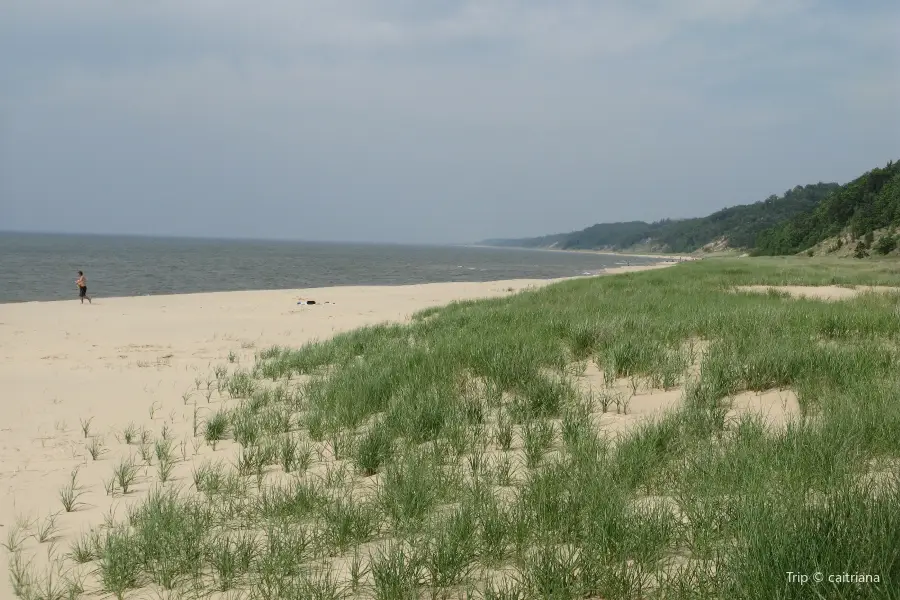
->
(7, 551, 34, 598)
(122, 423, 139, 445)
(2, 523, 28, 554)
(112, 458, 139, 495)
(32, 511, 61, 544)
(204, 409, 229, 449)
(86, 436, 107, 460)
(79, 416, 94, 438)
(58, 467, 86, 512)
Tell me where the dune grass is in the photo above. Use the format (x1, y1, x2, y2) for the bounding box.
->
(10, 257, 900, 599)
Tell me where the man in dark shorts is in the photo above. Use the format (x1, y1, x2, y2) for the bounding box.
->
(76, 270, 92, 304)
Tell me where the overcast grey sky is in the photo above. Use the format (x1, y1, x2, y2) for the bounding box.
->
(1, 1, 898, 244)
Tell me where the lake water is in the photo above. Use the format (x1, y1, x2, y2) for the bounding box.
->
(0, 232, 661, 303)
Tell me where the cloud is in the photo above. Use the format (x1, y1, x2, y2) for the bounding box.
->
(0, 0, 823, 63)
(1, 0, 897, 243)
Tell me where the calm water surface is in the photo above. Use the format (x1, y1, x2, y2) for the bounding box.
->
(0, 233, 661, 303)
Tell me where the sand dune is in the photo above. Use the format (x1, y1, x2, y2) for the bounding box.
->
(1, 266, 684, 597)
(0, 276, 580, 595)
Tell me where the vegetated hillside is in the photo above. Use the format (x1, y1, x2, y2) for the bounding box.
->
(481, 231, 572, 249)
(754, 160, 900, 257)
(483, 184, 840, 253)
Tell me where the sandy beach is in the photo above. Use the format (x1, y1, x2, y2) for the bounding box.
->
(1, 266, 677, 596)
(464, 244, 699, 261)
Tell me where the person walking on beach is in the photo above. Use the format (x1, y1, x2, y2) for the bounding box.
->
(76, 271, 91, 304)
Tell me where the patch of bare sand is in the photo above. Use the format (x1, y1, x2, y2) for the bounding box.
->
(571, 357, 801, 438)
(596, 263, 683, 276)
(727, 389, 801, 428)
(737, 284, 900, 301)
(573, 361, 685, 437)
(859, 458, 900, 497)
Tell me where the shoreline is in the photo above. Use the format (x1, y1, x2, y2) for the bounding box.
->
(1, 278, 569, 308)
(464, 244, 698, 261)
(1, 262, 676, 307)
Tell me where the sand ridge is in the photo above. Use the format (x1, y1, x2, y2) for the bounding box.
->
(6, 269, 704, 597)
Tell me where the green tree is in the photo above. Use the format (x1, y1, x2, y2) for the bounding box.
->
(873, 234, 897, 255)
(755, 161, 900, 255)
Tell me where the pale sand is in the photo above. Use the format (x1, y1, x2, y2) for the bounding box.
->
(1, 261, 811, 599)
(5, 269, 702, 594)
(582, 250, 699, 261)
(737, 284, 900, 301)
(465, 244, 699, 262)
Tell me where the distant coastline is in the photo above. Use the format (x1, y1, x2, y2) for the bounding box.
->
(463, 244, 697, 262)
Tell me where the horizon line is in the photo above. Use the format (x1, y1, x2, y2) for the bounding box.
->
(0, 229, 483, 248)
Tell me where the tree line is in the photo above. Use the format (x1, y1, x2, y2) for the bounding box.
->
(483, 160, 899, 256)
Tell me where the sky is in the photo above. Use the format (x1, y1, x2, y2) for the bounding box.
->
(1, 1, 898, 244)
